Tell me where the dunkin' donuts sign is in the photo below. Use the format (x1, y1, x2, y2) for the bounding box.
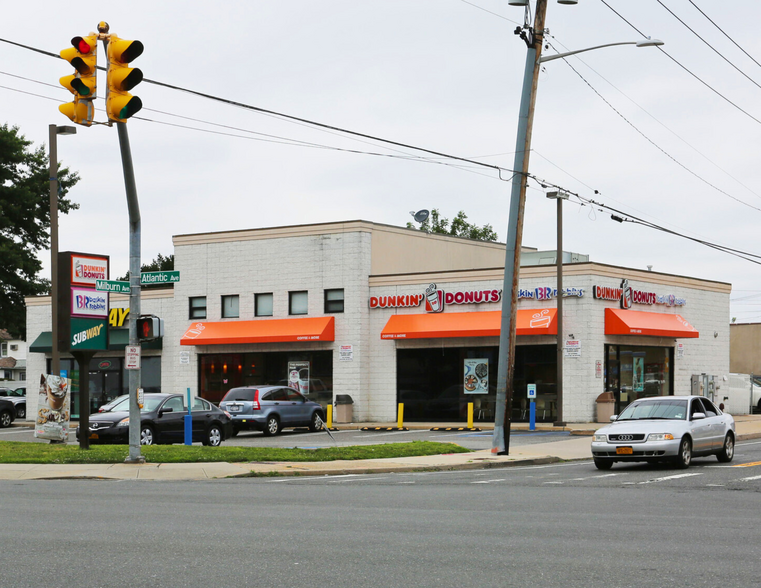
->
(593, 278, 686, 308)
(370, 283, 502, 313)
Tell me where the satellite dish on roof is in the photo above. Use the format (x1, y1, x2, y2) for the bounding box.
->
(411, 209, 430, 223)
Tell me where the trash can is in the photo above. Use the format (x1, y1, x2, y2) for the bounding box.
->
(596, 391, 615, 423)
(334, 394, 354, 423)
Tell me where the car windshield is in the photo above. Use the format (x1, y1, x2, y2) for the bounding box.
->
(106, 397, 129, 411)
(617, 399, 688, 421)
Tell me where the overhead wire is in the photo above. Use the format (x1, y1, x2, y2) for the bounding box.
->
(687, 0, 761, 71)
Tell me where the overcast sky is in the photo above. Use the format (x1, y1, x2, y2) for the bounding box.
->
(2, 1, 761, 322)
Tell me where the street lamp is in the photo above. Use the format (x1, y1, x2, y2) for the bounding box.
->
(492, 0, 663, 454)
(49, 124, 76, 378)
(546, 189, 569, 426)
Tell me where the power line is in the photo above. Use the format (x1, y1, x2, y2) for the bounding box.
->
(600, 0, 761, 127)
(687, 0, 761, 71)
(655, 0, 761, 92)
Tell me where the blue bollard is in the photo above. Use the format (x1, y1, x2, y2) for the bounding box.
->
(184, 414, 192, 445)
(529, 399, 536, 431)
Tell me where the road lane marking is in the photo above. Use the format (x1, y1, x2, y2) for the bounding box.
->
(569, 474, 618, 481)
(355, 431, 417, 438)
(471, 479, 506, 484)
(638, 473, 702, 484)
(738, 474, 761, 481)
(732, 460, 761, 467)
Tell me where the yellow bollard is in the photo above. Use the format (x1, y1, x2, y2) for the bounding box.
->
(467, 402, 474, 429)
(397, 403, 404, 429)
(327, 404, 333, 429)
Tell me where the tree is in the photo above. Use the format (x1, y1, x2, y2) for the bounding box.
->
(407, 209, 498, 241)
(0, 124, 79, 339)
(118, 253, 174, 288)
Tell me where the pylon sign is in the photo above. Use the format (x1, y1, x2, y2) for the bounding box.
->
(59, 35, 97, 126)
(106, 35, 144, 122)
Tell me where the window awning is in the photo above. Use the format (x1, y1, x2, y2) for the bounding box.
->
(380, 309, 557, 340)
(605, 308, 699, 338)
(28, 330, 162, 352)
(180, 316, 335, 345)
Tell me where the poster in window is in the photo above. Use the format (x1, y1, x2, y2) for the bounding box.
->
(464, 358, 488, 394)
(288, 361, 310, 395)
(633, 356, 644, 392)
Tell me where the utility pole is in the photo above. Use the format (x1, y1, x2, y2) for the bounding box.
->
(547, 190, 569, 426)
(493, 0, 547, 455)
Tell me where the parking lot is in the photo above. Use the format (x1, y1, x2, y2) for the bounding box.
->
(0, 422, 571, 451)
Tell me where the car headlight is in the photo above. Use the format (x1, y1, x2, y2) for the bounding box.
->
(646, 433, 674, 442)
(117, 418, 130, 427)
(593, 434, 607, 442)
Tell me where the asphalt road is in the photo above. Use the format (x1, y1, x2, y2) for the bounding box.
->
(1, 442, 759, 588)
(0, 423, 570, 450)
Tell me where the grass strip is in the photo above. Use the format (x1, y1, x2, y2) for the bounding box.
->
(0, 440, 469, 465)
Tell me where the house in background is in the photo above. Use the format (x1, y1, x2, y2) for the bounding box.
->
(0, 329, 27, 386)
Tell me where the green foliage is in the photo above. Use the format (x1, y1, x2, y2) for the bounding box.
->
(0, 124, 79, 338)
(407, 209, 498, 241)
(117, 253, 174, 285)
(0, 440, 469, 464)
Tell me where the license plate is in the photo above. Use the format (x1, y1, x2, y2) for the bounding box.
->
(228, 406, 241, 412)
(616, 446, 633, 455)
(89, 433, 99, 440)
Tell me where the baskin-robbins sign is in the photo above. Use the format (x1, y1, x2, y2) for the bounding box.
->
(70, 254, 109, 287)
(518, 287, 584, 300)
(593, 278, 686, 309)
(70, 286, 108, 318)
(369, 283, 502, 313)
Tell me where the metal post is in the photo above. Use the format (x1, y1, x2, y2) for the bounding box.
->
(549, 191, 568, 426)
(492, 0, 548, 455)
(117, 121, 144, 463)
(48, 125, 59, 378)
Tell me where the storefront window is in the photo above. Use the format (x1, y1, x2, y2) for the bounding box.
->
(198, 350, 333, 409)
(48, 356, 162, 418)
(289, 291, 308, 315)
(605, 344, 673, 413)
(396, 345, 556, 422)
(255, 293, 273, 317)
(221, 295, 239, 318)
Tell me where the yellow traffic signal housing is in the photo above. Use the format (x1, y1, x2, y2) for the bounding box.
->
(106, 35, 144, 122)
(60, 35, 97, 98)
(58, 97, 94, 126)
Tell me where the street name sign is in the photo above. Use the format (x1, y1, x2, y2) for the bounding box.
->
(141, 271, 180, 285)
(95, 279, 131, 294)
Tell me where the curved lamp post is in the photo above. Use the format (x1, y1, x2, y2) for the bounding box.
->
(492, 0, 663, 454)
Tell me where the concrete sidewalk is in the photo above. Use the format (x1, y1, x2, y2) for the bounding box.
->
(2, 415, 759, 481)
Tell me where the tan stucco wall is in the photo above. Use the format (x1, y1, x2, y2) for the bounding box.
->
(730, 323, 761, 373)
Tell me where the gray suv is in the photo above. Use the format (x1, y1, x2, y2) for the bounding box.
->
(219, 385, 324, 436)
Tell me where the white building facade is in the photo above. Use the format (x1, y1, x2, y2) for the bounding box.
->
(26, 221, 731, 423)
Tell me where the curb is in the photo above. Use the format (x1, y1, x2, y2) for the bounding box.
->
(359, 427, 410, 432)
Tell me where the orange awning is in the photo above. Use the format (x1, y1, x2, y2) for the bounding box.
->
(180, 316, 335, 345)
(380, 309, 557, 340)
(605, 308, 699, 338)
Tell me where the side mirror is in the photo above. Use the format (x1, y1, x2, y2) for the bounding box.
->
(610, 415, 618, 422)
(159, 407, 174, 416)
(692, 412, 706, 420)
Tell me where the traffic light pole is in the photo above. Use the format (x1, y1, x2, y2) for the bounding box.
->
(117, 121, 144, 464)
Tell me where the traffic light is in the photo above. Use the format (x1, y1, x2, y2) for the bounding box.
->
(59, 35, 97, 126)
(106, 35, 144, 122)
(136, 315, 164, 341)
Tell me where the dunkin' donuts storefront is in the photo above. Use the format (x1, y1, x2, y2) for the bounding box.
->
(25, 221, 730, 424)
(370, 265, 728, 424)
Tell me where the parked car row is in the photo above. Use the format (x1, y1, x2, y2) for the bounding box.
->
(0, 387, 26, 420)
(77, 385, 325, 446)
(0, 397, 16, 428)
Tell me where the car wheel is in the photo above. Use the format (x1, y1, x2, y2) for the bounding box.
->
(140, 425, 155, 446)
(593, 458, 613, 470)
(309, 411, 324, 432)
(675, 437, 692, 469)
(717, 433, 735, 463)
(263, 415, 280, 436)
(203, 424, 223, 447)
(0, 410, 11, 428)
(16, 405, 26, 420)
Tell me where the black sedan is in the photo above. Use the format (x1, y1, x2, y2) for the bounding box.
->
(76, 393, 233, 446)
(0, 398, 15, 428)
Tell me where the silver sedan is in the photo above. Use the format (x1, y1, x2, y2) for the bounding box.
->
(591, 395, 735, 470)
